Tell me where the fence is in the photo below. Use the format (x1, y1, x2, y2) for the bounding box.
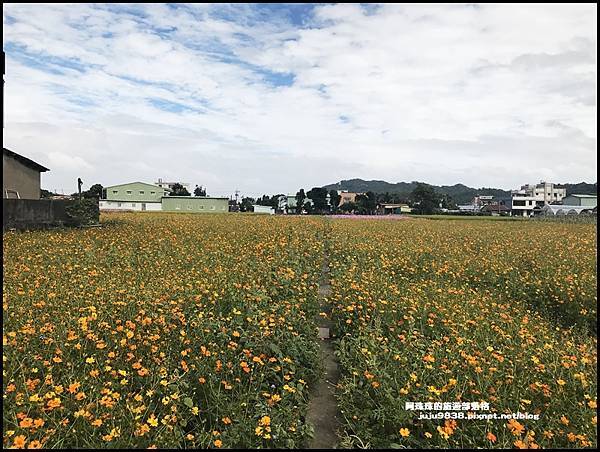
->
(3, 198, 99, 231)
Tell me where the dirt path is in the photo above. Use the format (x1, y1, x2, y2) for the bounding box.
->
(305, 223, 341, 449)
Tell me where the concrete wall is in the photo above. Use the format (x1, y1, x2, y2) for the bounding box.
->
(4, 199, 69, 230)
(105, 182, 168, 202)
(161, 196, 229, 213)
(3, 154, 42, 199)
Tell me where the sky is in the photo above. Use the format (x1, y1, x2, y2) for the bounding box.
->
(3, 3, 597, 197)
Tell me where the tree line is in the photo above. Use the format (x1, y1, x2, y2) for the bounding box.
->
(42, 181, 456, 215)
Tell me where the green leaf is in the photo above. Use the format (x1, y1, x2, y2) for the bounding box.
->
(183, 397, 193, 408)
(269, 343, 282, 356)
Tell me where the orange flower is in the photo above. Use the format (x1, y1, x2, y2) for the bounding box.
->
(13, 435, 26, 449)
(507, 419, 525, 435)
(27, 440, 42, 449)
(487, 432, 497, 443)
(47, 398, 61, 409)
(19, 418, 33, 428)
(259, 416, 271, 426)
(214, 439, 222, 448)
(68, 382, 81, 394)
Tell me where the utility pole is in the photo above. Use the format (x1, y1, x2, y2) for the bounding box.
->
(234, 189, 240, 205)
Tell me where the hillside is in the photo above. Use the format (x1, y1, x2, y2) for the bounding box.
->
(323, 179, 597, 204)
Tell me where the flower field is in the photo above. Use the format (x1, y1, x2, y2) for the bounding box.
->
(3, 213, 325, 449)
(328, 219, 597, 449)
(3, 213, 597, 449)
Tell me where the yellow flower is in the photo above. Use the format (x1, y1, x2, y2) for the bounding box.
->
(399, 428, 410, 437)
(147, 414, 158, 427)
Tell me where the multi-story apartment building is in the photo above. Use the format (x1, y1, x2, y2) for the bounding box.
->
(471, 195, 495, 208)
(510, 181, 566, 217)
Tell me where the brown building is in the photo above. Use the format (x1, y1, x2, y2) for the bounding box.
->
(3, 148, 49, 199)
(338, 191, 363, 207)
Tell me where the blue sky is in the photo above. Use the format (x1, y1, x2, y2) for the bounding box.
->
(3, 3, 597, 196)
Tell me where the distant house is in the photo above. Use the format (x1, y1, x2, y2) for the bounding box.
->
(561, 194, 597, 208)
(510, 181, 567, 217)
(100, 181, 229, 213)
(100, 181, 169, 211)
(338, 191, 363, 207)
(253, 205, 275, 215)
(155, 178, 192, 193)
(472, 195, 495, 208)
(378, 203, 412, 215)
(162, 196, 229, 213)
(3, 148, 49, 199)
(285, 195, 313, 211)
(457, 204, 479, 213)
(480, 204, 511, 216)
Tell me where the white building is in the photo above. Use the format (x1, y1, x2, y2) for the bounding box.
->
(457, 204, 479, 213)
(253, 205, 275, 215)
(99, 200, 163, 211)
(472, 195, 494, 208)
(511, 181, 566, 217)
(155, 178, 191, 193)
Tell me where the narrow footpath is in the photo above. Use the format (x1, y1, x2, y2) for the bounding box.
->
(305, 222, 341, 449)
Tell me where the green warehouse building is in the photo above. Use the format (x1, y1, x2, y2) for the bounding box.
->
(100, 181, 229, 213)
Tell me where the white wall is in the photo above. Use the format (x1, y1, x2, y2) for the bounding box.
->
(99, 200, 162, 211)
(253, 205, 275, 214)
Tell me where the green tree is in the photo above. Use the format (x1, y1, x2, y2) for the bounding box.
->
(194, 185, 207, 197)
(411, 183, 440, 214)
(169, 183, 191, 196)
(295, 189, 306, 215)
(84, 183, 104, 199)
(339, 201, 357, 213)
(306, 187, 328, 214)
(240, 197, 255, 212)
(40, 189, 55, 199)
(355, 191, 377, 214)
(329, 190, 341, 213)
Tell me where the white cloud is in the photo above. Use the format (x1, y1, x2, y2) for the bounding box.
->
(2, 3, 596, 195)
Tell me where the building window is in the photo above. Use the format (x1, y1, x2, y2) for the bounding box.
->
(210, 206, 215, 210)
(176, 205, 181, 210)
(113, 190, 118, 194)
(118, 202, 122, 207)
(126, 190, 132, 195)
(200, 205, 204, 209)
(513, 200, 526, 206)
(150, 191, 156, 195)
(140, 191, 144, 195)
(132, 203, 136, 207)
(187, 206, 192, 210)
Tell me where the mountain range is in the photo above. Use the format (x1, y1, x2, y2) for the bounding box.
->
(322, 179, 597, 205)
